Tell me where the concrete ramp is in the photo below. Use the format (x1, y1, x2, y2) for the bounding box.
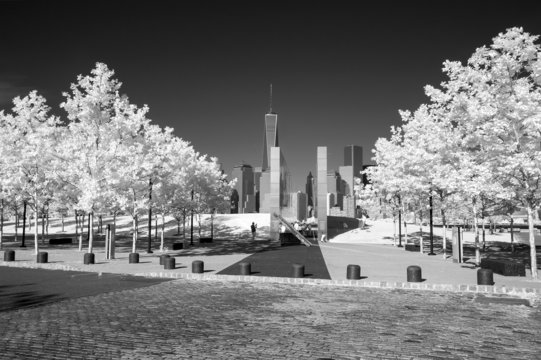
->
(273, 213, 313, 247)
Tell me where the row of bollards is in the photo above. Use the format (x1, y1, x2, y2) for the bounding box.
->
(3, 250, 48, 263)
(4, 250, 15, 262)
(0, 249, 495, 286)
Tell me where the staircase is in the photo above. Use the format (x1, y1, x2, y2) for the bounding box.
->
(273, 213, 314, 247)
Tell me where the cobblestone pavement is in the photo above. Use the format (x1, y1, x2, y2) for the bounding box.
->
(0, 280, 540, 359)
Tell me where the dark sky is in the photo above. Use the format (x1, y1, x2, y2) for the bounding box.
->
(2, 0, 541, 190)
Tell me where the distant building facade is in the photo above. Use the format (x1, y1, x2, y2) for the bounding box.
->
(231, 164, 256, 213)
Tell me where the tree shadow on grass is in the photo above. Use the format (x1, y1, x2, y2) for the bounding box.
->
(405, 230, 541, 270)
(175, 239, 276, 257)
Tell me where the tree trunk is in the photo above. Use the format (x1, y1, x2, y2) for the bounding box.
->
(183, 211, 186, 239)
(79, 212, 84, 252)
(21, 201, 26, 247)
(393, 215, 397, 246)
(86, 213, 90, 241)
(419, 212, 424, 254)
(34, 199, 39, 255)
(88, 212, 94, 254)
(473, 202, 480, 266)
(0, 199, 3, 249)
(147, 178, 153, 253)
(527, 206, 538, 280)
(160, 214, 165, 251)
(46, 210, 49, 237)
(41, 212, 45, 244)
(110, 213, 116, 259)
(404, 220, 408, 246)
(61, 213, 65, 232)
(211, 213, 214, 239)
(132, 215, 137, 253)
(176, 217, 181, 235)
(442, 209, 447, 259)
(482, 216, 486, 252)
(510, 216, 515, 253)
(155, 215, 158, 240)
(75, 212, 79, 250)
(14, 213, 18, 242)
(197, 213, 202, 238)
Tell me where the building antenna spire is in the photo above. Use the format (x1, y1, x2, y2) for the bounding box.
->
(269, 83, 273, 113)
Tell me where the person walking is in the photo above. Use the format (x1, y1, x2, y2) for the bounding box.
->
(250, 222, 257, 240)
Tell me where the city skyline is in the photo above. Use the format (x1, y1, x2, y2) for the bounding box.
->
(1, 1, 541, 189)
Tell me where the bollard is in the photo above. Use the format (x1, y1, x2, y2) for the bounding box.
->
(346, 264, 361, 280)
(129, 252, 139, 264)
(292, 263, 304, 278)
(164, 257, 176, 270)
(159, 254, 170, 265)
(84, 252, 95, 265)
(477, 268, 494, 285)
(239, 262, 251, 275)
(192, 260, 204, 273)
(37, 252, 48, 264)
(4, 250, 15, 262)
(407, 265, 422, 282)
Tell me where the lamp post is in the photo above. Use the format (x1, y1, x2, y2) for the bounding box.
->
(428, 194, 436, 255)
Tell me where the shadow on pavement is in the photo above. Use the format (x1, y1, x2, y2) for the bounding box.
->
(218, 245, 331, 279)
(0, 285, 65, 312)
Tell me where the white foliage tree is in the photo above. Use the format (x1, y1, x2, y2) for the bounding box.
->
(0, 91, 61, 254)
(59, 62, 150, 254)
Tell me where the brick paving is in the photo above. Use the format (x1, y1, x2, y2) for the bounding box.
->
(1, 279, 540, 359)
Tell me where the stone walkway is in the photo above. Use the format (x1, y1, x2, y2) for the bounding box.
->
(0, 279, 540, 359)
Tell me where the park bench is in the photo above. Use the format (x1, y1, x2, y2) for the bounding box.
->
(405, 244, 420, 252)
(480, 258, 526, 277)
(49, 238, 72, 245)
(171, 242, 184, 250)
(199, 237, 213, 244)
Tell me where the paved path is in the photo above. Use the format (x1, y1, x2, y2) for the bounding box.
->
(0, 278, 539, 359)
(320, 242, 541, 290)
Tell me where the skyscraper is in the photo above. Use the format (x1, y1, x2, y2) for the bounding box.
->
(340, 145, 363, 217)
(305, 171, 314, 207)
(231, 164, 255, 213)
(262, 84, 278, 171)
(344, 145, 363, 178)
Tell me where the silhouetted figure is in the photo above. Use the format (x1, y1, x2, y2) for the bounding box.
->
(251, 222, 257, 240)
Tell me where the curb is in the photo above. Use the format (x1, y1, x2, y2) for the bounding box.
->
(134, 271, 541, 302)
(0, 261, 80, 272)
